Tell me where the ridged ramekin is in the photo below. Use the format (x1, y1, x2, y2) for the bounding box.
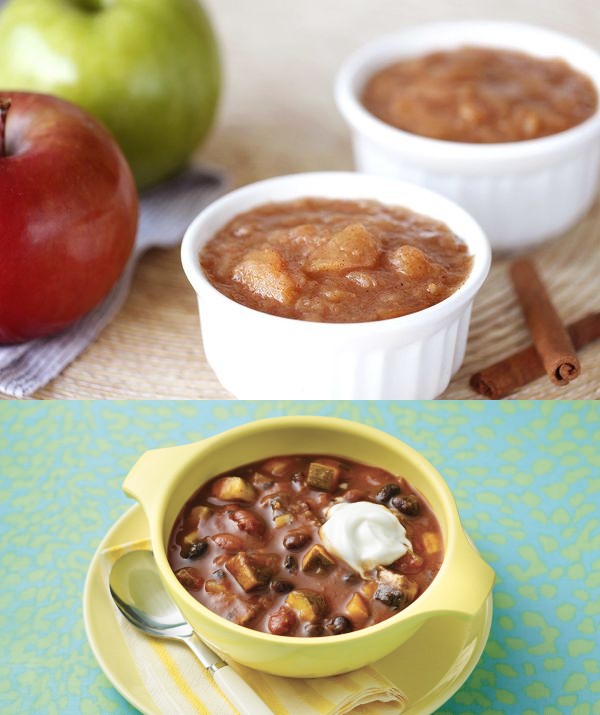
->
(181, 171, 490, 399)
(335, 21, 600, 251)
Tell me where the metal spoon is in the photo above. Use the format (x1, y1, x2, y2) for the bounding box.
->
(109, 550, 273, 715)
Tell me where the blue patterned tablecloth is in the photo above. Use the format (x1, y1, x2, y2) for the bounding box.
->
(0, 400, 598, 714)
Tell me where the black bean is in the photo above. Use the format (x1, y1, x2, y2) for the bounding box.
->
(304, 623, 324, 637)
(182, 539, 209, 560)
(329, 615, 353, 635)
(375, 585, 405, 609)
(271, 579, 294, 594)
(391, 494, 420, 516)
(375, 483, 402, 503)
(212, 568, 225, 580)
(284, 555, 297, 573)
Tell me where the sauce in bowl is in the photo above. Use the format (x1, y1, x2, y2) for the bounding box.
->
(362, 46, 598, 143)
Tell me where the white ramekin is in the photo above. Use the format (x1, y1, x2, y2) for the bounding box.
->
(181, 171, 490, 399)
(335, 21, 600, 251)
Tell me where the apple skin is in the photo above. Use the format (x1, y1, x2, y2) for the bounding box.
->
(0, 0, 220, 189)
(0, 91, 138, 344)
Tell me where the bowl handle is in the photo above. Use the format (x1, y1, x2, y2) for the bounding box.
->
(428, 530, 495, 619)
(122, 443, 201, 519)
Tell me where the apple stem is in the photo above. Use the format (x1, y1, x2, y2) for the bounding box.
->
(0, 99, 11, 157)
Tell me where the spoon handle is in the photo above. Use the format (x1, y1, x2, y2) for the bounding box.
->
(213, 664, 274, 715)
(185, 635, 274, 715)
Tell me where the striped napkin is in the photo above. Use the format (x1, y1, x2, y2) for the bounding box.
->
(0, 166, 226, 398)
(101, 540, 409, 715)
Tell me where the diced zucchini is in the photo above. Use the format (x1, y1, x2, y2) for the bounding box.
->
(307, 462, 340, 492)
(302, 544, 336, 575)
(205, 579, 230, 595)
(285, 589, 329, 622)
(224, 599, 263, 627)
(212, 476, 256, 503)
(346, 593, 369, 623)
(225, 552, 274, 592)
(175, 567, 203, 591)
(422, 532, 442, 555)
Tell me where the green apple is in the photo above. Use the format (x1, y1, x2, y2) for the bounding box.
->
(0, 0, 220, 188)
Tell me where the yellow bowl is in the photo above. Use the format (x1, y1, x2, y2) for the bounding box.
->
(123, 416, 494, 678)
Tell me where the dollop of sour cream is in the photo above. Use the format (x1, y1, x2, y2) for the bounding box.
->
(319, 501, 412, 577)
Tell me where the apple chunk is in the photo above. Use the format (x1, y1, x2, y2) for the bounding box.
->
(389, 244, 437, 279)
(232, 248, 297, 305)
(306, 223, 380, 272)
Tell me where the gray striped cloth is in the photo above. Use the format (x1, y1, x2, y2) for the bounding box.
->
(0, 166, 226, 398)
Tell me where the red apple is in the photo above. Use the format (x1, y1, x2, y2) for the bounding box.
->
(0, 91, 138, 344)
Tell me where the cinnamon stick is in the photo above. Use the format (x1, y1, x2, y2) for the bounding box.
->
(471, 312, 600, 399)
(509, 258, 580, 385)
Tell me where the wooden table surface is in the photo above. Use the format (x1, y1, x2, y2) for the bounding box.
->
(31, 0, 600, 399)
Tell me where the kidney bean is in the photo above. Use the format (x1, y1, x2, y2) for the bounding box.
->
(230, 509, 265, 536)
(268, 606, 297, 636)
(212, 554, 230, 567)
(283, 531, 311, 551)
(392, 551, 424, 574)
(212, 533, 244, 551)
(342, 489, 366, 503)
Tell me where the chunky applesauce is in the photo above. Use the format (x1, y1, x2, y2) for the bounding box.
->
(168, 454, 444, 636)
(362, 46, 598, 143)
(200, 198, 472, 322)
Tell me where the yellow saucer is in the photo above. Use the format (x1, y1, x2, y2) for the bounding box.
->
(84, 505, 493, 715)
